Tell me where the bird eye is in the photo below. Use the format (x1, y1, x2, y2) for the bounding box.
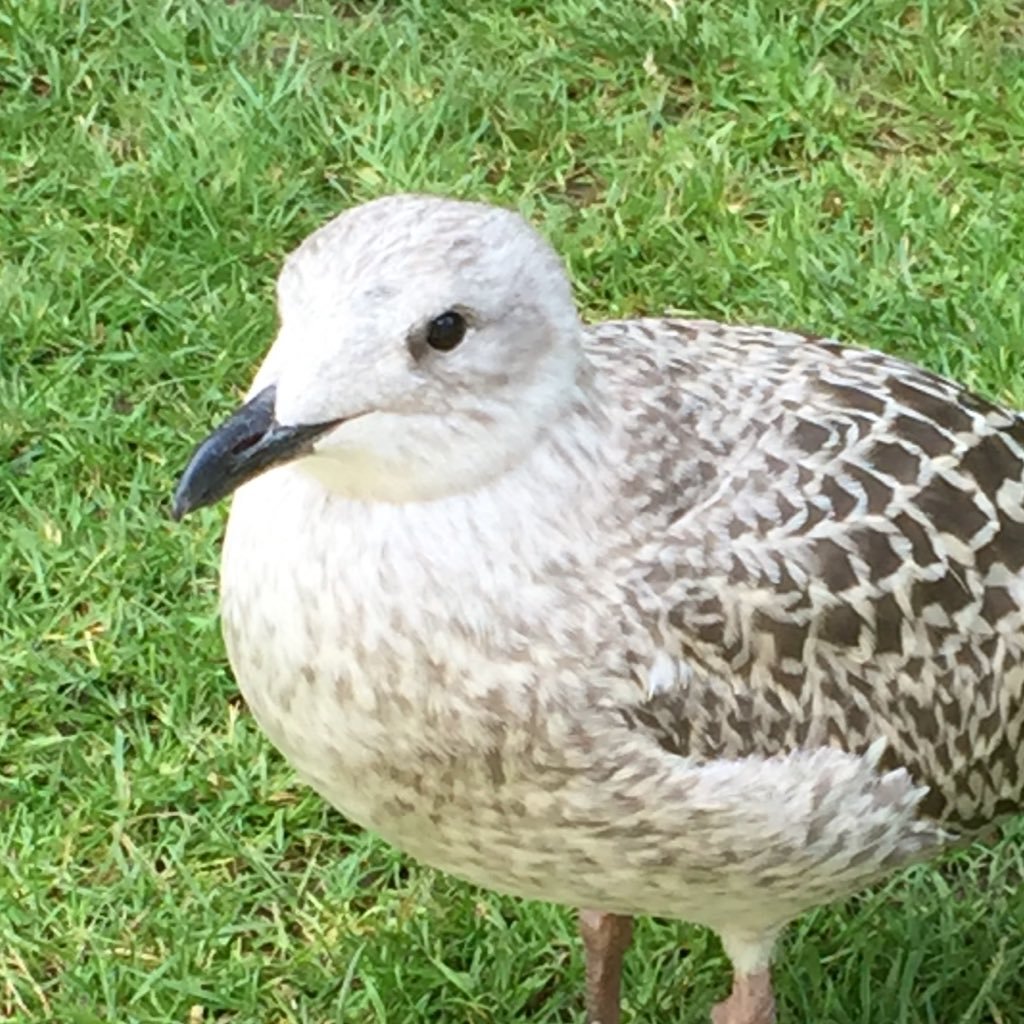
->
(425, 311, 467, 352)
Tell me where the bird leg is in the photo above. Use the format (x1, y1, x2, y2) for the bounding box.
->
(710, 969, 776, 1024)
(578, 909, 634, 1024)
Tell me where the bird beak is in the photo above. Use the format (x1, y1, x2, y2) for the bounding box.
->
(171, 385, 340, 520)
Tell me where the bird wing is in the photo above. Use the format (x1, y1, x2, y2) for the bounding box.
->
(590, 320, 1024, 830)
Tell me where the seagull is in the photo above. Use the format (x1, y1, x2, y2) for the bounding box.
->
(173, 194, 1024, 1024)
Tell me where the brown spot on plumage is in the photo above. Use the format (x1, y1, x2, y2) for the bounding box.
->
(792, 418, 832, 454)
(820, 603, 863, 648)
(823, 380, 887, 417)
(821, 475, 858, 520)
(813, 538, 860, 592)
(916, 474, 990, 540)
(888, 378, 975, 435)
(874, 593, 904, 655)
(868, 440, 921, 484)
(893, 413, 954, 458)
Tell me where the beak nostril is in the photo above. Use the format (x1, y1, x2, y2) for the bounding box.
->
(230, 429, 269, 457)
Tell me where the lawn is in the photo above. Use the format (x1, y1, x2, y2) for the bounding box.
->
(3, 0, 1024, 1021)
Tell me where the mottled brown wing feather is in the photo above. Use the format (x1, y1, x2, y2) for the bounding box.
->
(594, 323, 1024, 832)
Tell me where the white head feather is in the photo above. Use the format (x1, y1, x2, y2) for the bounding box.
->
(249, 194, 588, 502)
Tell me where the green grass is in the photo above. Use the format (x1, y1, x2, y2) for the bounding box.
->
(3, 0, 1024, 1020)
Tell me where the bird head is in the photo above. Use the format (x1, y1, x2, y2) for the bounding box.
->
(172, 194, 586, 517)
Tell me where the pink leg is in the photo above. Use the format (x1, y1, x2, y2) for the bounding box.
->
(578, 909, 634, 1024)
(710, 969, 776, 1024)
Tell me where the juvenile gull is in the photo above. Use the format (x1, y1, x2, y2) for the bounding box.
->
(174, 194, 1024, 1024)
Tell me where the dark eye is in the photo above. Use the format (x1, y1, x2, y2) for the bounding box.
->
(426, 311, 467, 352)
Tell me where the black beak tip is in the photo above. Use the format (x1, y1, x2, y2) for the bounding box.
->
(169, 495, 188, 522)
(170, 472, 203, 521)
(170, 449, 214, 521)
(170, 385, 280, 523)
(168, 385, 341, 523)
